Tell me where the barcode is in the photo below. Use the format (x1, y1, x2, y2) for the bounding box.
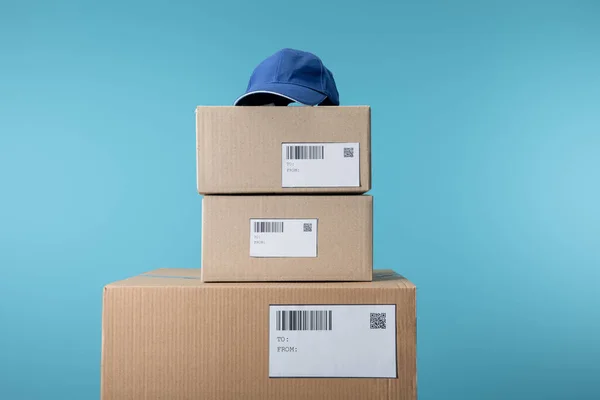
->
(286, 145, 324, 160)
(370, 312, 387, 329)
(276, 310, 332, 331)
(254, 221, 284, 233)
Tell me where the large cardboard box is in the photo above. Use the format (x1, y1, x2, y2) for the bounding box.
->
(196, 106, 371, 194)
(101, 269, 417, 400)
(201, 195, 373, 282)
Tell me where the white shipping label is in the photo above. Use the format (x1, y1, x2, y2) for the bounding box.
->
(250, 219, 317, 258)
(269, 305, 397, 378)
(282, 143, 360, 187)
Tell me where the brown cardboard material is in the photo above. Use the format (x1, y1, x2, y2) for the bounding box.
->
(101, 269, 416, 400)
(201, 195, 373, 282)
(196, 106, 371, 194)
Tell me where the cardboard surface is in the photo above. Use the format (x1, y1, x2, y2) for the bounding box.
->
(101, 269, 417, 400)
(201, 195, 373, 282)
(196, 106, 371, 194)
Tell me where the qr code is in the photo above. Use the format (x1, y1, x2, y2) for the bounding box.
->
(303, 223, 313, 232)
(343, 147, 354, 158)
(370, 313, 386, 329)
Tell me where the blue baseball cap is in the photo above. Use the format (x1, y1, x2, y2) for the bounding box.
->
(234, 48, 339, 106)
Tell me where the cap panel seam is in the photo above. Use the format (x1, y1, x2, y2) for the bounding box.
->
(320, 61, 325, 92)
(274, 51, 284, 82)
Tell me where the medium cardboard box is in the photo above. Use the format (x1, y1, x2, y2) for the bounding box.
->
(101, 269, 417, 400)
(201, 195, 373, 282)
(196, 106, 371, 194)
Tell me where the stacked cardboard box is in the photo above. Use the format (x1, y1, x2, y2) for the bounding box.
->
(198, 106, 373, 282)
(101, 106, 417, 399)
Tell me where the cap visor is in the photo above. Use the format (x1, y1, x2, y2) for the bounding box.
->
(234, 82, 327, 106)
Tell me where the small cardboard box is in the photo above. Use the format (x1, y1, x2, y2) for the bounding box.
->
(201, 195, 373, 282)
(101, 269, 417, 400)
(196, 106, 371, 194)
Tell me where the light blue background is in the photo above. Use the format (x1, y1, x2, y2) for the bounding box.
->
(1, 1, 599, 399)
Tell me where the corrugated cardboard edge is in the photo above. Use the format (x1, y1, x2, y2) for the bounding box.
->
(367, 194, 374, 281)
(366, 106, 372, 192)
(195, 107, 202, 193)
(201, 196, 205, 281)
(100, 285, 107, 400)
(105, 269, 411, 287)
